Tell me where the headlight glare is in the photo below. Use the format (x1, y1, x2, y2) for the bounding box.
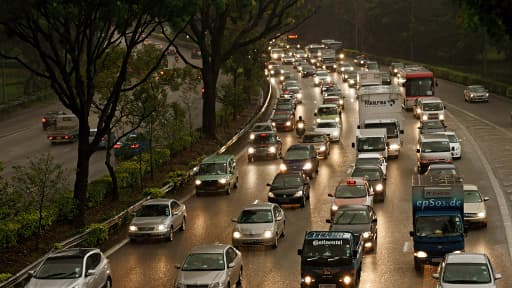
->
(129, 225, 138, 232)
(157, 224, 167, 231)
(389, 143, 400, 150)
(439, 114, 445, 120)
(233, 231, 241, 239)
(268, 146, 276, 153)
(331, 204, 338, 211)
(285, 121, 291, 126)
(415, 251, 428, 258)
(303, 162, 312, 170)
(319, 145, 326, 152)
(195, 179, 202, 185)
(362, 231, 371, 239)
(218, 178, 227, 184)
(304, 276, 313, 284)
(294, 191, 303, 197)
(280, 163, 287, 172)
(375, 183, 383, 191)
(248, 147, 255, 154)
(477, 212, 486, 218)
(342, 275, 352, 285)
(263, 230, 273, 238)
(422, 115, 428, 120)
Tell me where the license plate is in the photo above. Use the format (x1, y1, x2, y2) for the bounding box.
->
(319, 285, 336, 288)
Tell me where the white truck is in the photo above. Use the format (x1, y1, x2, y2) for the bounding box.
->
(47, 114, 79, 144)
(356, 71, 382, 90)
(352, 128, 388, 159)
(357, 85, 404, 158)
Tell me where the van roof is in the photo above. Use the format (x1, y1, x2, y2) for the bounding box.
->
(202, 153, 234, 164)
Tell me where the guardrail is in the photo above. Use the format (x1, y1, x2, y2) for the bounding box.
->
(0, 80, 272, 288)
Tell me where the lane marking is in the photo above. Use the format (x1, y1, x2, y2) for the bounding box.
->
(446, 106, 512, 259)
(105, 238, 129, 257)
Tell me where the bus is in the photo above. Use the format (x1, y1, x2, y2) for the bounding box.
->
(286, 33, 301, 49)
(396, 65, 437, 110)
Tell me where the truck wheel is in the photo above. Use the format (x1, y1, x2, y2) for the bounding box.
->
(414, 260, 423, 271)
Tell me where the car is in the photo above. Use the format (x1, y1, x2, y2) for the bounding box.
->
(269, 64, 284, 77)
(328, 177, 374, 219)
(282, 79, 300, 91)
(326, 205, 378, 252)
(128, 198, 186, 242)
(416, 134, 453, 174)
(281, 55, 295, 65)
(174, 244, 243, 288)
(89, 128, 116, 149)
(278, 70, 292, 83)
(276, 96, 296, 110)
(191, 48, 201, 59)
(350, 165, 386, 202)
(249, 121, 276, 140)
(313, 70, 331, 86)
(434, 131, 462, 159)
(194, 153, 239, 196)
(320, 80, 337, 93)
(293, 58, 308, 70)
(323, 93, 344, 111)
(270, 48, 285, 60)
(273, 102, 295, 114)
(267, 171, 310, 207)
(345, 71, 358, 87)
(282, 85, 303, 103)
(365, 61, 379, 71)
(271, 111, 295, 132)
(41, 111, 67, 130)
(247, 132, 282, 162)
(301, 132, 330, 159)
(293, 49, 307, 59)
(413, 97, 445, 123)
(389, 62, 404, 76)
(300, 64, 316, 78)
(336, 62, 354, 74)
(280, 143, 319, 178)
(353, 55, 368, 67)
(231, 201, 286, 248)
(418, 119, 446, 134)
(463, 184, 490, 228)
(423, 163, 462, 183)
(25, 248, 112, 288)
(314, 104, 340, 123)
(313, 119, 341, 142)
(432, 253, 502, 287)
(113, 132, 148, 159)
(464, 85, 489, 103)
(266, 60, 280, 70)
(354, 153, 387, 178)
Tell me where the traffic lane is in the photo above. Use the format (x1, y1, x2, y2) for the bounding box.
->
(437, 78, 512, 129)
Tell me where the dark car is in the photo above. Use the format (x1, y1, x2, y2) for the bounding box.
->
(271, 111, 295, 132)
(351, 165, 386, 202)
(41, 111, 67, 130)
(300, 65, 316, 78)
(267, 171, 310, 207)
(354, 55, 368, 67)
(273, 102, 295, 114)
(301, 132, 330, 159)
(345, 71, 358, 87)
(280, 143, 319, 178)
(113, 132, 148, 159)
(326, 205, 377, 252)
(418, 120, 447, 134)
(89, 128, 116, 149)
(247, 132, 282, 162)
(389, 62, 404, 76)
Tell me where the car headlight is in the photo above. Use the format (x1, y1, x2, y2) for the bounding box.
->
(333, 64, 337, 68)
(332, 130, 339, 136)
(129, 225, 138, 232)
(303, 162, 312, 170)
(326, 76, 331, 81)
(304, 275, 313, 285)
(314, 78, 319, 83)
(415, 251, 428, 258)
(294, 191, 303, 197)
(174, 282, 186, 288)
(331, 204, 338, 211)
(248, 147, 255, 154)
(271, 70, 275, 74)
(416, 108, 421, 113)
(375, 183, 383, 191)
(342, 275, 352, 285)
(195, 179, 202, 185)
(208, 282, 222, 288)
(297, 122, 304, 129)
(394, 68, 398, 73)
(336, 116, 340, 122)
(477, 212, 486, 218)
(349, 79, 354, 84)
(323, 65, 326, 69)
(319, 145, 326, 152)
(272, 122, 276, 126)
(218, 178, 227, 184)
(362, 231, 371, 239)
(268, 192, 275, 197)
(296, 93, 302, 99)
(233, 231, 241, 239)
(250, 133, 255, 140)
(339, 54, 345, 59)
(422, 115, 428, 120)
(389, 143, 400, 150)
(339, 99, 344, 105)
(268, 146, 276, 153)
(263, 230, 273, 238)
(157, 224, 167, 231)
(439, 114, 444, 120)
(285, 121, 291, 126)
(280, 76, 284, 81)
(280, 163, 287, 172)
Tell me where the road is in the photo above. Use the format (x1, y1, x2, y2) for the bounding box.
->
(105, 64, 512, 287)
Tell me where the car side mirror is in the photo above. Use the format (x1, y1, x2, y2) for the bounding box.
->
(372, 218, 377, 223)
(400, 129, 404, 134)
(483, 196, 490, 201)
(416, 148, 420, 153)
(352, 250, 358, 258)
(495, 273, 503, 280)
(357, 124, 360, 129)
(276, 216, 283, 221)
(266, 183, 271, 187)
(328, 193, 334, 197)
(432, 273, 440, 280)
(351, 142, 355, 148)
(326, 219, 332, 223)
(231, 218, 238, 223)
(86, 269, 96, 277)
(28, 270, 35, 277)
(175, 264, 182, 269)
(314, 112, 317, 116)
(297, 249, 302, 256)
(409, 231, 414, 237)
(228, 262, 236, 268)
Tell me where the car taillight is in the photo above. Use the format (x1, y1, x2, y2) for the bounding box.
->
(41, 117, 47, 123)
(101, 136, 106, 142)
(113, 143, 121, 149)
(48, 136, 53, 140)
(64, 135, 69, 139)
(130, 143, 140, 149)
(347, 179, 356, 185)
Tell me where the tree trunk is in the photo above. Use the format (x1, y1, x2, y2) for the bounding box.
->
(105, 148, 118, 201)
(201, 64, 220, 139)
(73, 121, 92, 227)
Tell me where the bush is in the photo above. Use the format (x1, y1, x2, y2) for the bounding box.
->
(87, 176, 113, 208)
(0, 273, 12, 283)
(53, 192, 76, 221)
(152, 148, 171, 167)
(0, 221, 20, 248)
(14, 209, 58, 239)
(144, 187, 165, 199)
(82, 223, 108, 247)
(116, 160, 142, 190)
(168, 170, 189, 186)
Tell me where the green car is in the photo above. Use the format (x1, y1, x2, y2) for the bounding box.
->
(194, 153, 239, 196)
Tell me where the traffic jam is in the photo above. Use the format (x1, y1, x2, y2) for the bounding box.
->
(100, 36, 511, 288)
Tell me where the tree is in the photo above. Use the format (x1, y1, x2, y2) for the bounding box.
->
(172, 0, 316, 139)
(0, 0, 194, 225)
(10, 154, 68, 245)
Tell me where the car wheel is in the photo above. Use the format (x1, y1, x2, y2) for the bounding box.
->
(248, 156, 254, 163)
(281, 222, 286, 238)
(300, 195, 306, 207)
(226, 186, 232, 195)
(234, 177, 239, 189)
(167, 227, 174, 242)
(236, 267, 243, 287)
(180, 217, 186, 231)
(103, 278, 112, 288)
(414, 260, 423, 272)
(272, 234, 279, 249)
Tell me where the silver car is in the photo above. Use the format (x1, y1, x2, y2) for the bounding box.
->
(25, 248, 112, 288)
(433, 252, 501, 287)
(128, 198, 186, 242)
(174, 244, 243, 288)
(232, 201, 286, 248)
(464, 184, 489, 228)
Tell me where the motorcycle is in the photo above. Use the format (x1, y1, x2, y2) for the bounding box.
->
(296, 121, 305, 137)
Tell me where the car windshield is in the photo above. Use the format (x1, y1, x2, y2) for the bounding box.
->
(334, 210, 370, 224)
(470, 86, 486, 93)
(446, 135, 458, 143)
(136, 204, 170, 217)
(364, 122, 399, 138)
(301, 239, 352, 259)
(271, 174, 302, 188)
(335, 185, 367, 198)
(317, 107, 338, 115)
(252, 124, 272, 132)
(252, 134, 276, 144)
(276, 104, 292, 110)
(415, 215, 462, 236)
(355, 158, 381, 167)
(273, 113, 290, 120)
(284, 149, 309, 160)
(199, 163, 227, 175)
(442, 263, 491, 284)
(35, 257, 82, 279)
(422, 121, 444, 129)
(303, 134, 325, 143)
(238, 209, 273, 223)
(357, 137, 385, 152)
(421, 141, 450, 152)
(351, 167, 381, 181)
(464, 191, 483, 203)
(427, 167, 457, 177)
(317, 122, 337, 128)
(423, 102, 444, 111)
(182, 253, 225, 271)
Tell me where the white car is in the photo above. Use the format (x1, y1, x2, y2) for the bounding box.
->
(435, 131, 461, 160)
(433, 253, 501, 287)
(314, 119, 341, 142)
(463, 184, 489, 227)
(313, 70, 331, 86)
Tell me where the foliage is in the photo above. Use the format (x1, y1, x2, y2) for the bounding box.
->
(0, 273, 12, 283)
(153, 101, 191, 156)
(82, 223, 108, 247)
(144, 187, 166, 199)
(87, 176, 113, 208)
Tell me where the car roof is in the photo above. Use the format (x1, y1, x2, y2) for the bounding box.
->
(420, 134, 449, 141)
(353, 165, 381, 171)
(288, 143, 313, 150)
(357, 153, 383, 159)
(202, 153, 234, 163)
(48, 248, 98, 259)
(189, 244, 229, 254)
(463, 184, 479, 191)
(316, 119, 338, 123)
(418, 97, 442, 103)
(445, 253, 488, 264)
(433, 131, 456, 136)
(318, 104, 337, 108)
(242, 201, 276, 210)
(142, 198, 173, 205)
